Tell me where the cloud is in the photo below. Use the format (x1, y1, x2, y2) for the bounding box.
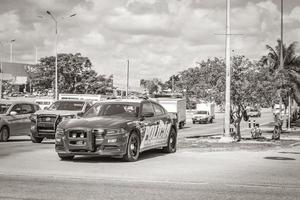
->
(1, 0, 300, 89)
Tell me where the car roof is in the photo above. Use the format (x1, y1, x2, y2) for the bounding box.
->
(55, 99, 90, 103)
(98, 98, 160, 105)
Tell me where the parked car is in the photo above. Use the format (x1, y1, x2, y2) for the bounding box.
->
(55, 99, 178, 161)
(0, 100, 40, 142)
(247, 108, 261, 117)
(30, 100, 93, 143)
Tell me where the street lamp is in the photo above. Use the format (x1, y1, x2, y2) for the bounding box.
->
(0, 42, 4, 99)
(10, 39, 16, 62)
(45, 10, 76, 100)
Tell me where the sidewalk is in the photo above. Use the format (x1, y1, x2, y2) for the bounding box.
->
(178, 118, 300, 152)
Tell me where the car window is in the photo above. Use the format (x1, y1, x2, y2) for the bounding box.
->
(141, 102, 154, 115)
(153, 103, 165, 116)
(11, 104, 22, 114)
(21, 104, 34, 114)
(84, 103, 139, 118)
(0, 104, 11, 114)
(34, 105, 40, 111)
(49, 101, 85, 111)
(85, 103, 92, 112)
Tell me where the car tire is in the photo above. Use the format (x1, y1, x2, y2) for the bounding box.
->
(30, 134, 44, 143)
(210, 118, 213, 123)
(0, 126, 9, 142)
(179, 122, 183, 129)
(192, 121, 195, 124)
(58, 153, 74, 160)
(163, 127, 177, 153)
(123, 132, 140, 162)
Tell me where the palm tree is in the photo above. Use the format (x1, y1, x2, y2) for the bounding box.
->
(262, 39, 300, 106)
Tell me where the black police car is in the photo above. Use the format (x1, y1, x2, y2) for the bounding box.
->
(55, 99, 177, 161)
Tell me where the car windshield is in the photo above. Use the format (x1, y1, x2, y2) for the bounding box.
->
(196, 111, 207, 114)
(84, 103, 139, 118)
(250, 109, 258, 112)
(0, 104, 11, 114)
(49, 101, 84, 111)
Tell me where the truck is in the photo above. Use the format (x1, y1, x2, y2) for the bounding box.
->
(192, 103, 215, 124)
(154, 98, 186, 129)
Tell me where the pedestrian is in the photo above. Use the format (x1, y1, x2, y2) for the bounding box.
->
(272, 113, 282, 140)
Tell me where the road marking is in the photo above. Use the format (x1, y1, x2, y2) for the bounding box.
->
(227, 183, 300, 189)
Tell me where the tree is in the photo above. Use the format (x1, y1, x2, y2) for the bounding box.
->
(27, 53, 113, 95)
(140, 78, 163, 94)
(262, 40, 300, 106)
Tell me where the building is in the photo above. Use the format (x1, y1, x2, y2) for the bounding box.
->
(1, 62, 31, 92)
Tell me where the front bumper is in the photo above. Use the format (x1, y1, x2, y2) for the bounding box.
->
(55, 130, 129, 157)
(30, 124, 55, 139)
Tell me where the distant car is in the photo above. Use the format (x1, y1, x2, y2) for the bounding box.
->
(247, 108, 261, 117)
(0, 100, 40, 142)
(30, 100, 93, 143)
(55, 99, 178, 161)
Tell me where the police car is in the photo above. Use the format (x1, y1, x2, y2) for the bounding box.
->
(55, 99, 177, 162)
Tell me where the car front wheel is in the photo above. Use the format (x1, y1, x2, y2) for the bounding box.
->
(30, 133, 43, 143)
(123, 132, 140, 162)
(58, 153, 74, 160)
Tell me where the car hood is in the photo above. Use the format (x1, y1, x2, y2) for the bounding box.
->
(35, 110, 81, 116)
(58, 116, 138, 130)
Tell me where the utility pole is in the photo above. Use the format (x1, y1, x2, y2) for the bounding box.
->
(10, 39, 16, 62)
(35, 46, 38, 64)
(279, 0, 287, 129)
(224, 0, 231, 138)
(126, 60, 129, 98)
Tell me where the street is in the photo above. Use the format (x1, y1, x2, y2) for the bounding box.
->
(1, 109, 300, 200)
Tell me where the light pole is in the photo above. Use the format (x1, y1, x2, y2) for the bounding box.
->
(10, 39, 16, 62)
(126, 60, 129, 99)
(0, 42, 3, 99)
(224, 0, 232, 139)
(45, 11, 76, 100)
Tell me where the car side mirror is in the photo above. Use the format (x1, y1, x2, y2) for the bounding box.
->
(142, 112, 154, 118)
(10, 111, 17, 116)
(77, 112, 84, 117)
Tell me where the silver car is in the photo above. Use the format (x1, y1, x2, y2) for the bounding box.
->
(0, 100, 40, 142)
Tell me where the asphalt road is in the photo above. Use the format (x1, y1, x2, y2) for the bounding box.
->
(181, 108, 273, 138)
(1, 108, 299, 200)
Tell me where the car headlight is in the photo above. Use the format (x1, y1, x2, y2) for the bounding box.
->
(61, 115, 76, 121)
(56, 128, 64, 137)
(105, 128, 127, 135)
(30, 114, 37, 123)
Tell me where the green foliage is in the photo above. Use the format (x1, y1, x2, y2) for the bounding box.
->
(261, 40, 300, 106)
(140, 78, 163, 94)
(27, 53, 113, 94)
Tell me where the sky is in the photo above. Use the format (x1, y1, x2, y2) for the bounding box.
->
(0, 0, 300, 89)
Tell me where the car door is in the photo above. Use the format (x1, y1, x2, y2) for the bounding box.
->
(6, 104, 23, 136)
(20, 104, 36, 134)
(139, 101, 161, 150)
(152, 102, 172, 143)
